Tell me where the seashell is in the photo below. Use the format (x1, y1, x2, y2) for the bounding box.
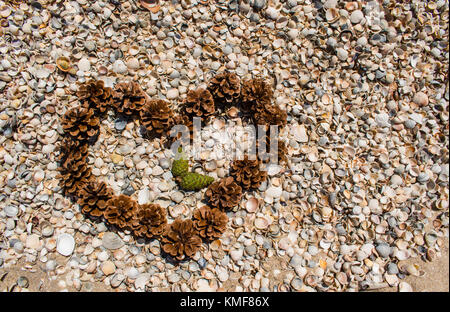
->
(254, 217, 269, 230)
(245, 198, 259, 213)
(56, 233, 75, 256)
(325, 8, 340, 23)
(129, 45, 140, 56)
(402, 264, 425, 277)
(209, 239, 221, 251)
(56, 56, 71, 73)
(276, 283, 291, 292)
(268, 224, 281, 238)
(140, 0, 160, 13)
(320, 206, 333, 222)
(98, 65, 108, 75)
(226, 107, 239, 118)
(302, 90, 318, 103)
(399, 282, 413, 292)
(0, 5, 11, 18)
(278, 237, 292, 250)
(426, 248, 436, 261)
(40, 221, 54, 237)
(344, 2, 359, 11)
(424, 231, 438, 247)
(291, 278, 303, 291)
(336, 272, 348, 285)
(434, 199, 448, 211)
(17, 276, 29, 288)
(304, 273, 318, 287)
(4, 205, 19, 218)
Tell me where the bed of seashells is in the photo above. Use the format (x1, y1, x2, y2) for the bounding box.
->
(58, 73, 286, 262)
(0, 0, 449, 292)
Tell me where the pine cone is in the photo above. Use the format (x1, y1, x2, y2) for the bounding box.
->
(77, 79, 113, 115)
(112, 81, 147, 116)
(192, 206, 228, 241)
(181, 88, 215, 119)
(230, 155, 267, 190)
(178, 172, 214, 191)
(205, 176, 243, 211)
(104, 195, 138, 230)
(240, 78, 273, 113)
(171, 147, 189, 177)
(77, 180, 114, 217)
(140, 99, 176, 139)
(161, 218, 202, 261)
(208, 72, 241, 106)
(57, 155, 92, 196)
(257, 135, 288, 164)
(132, 203, 167, 239)
(253, 102, 287, 127)
(57, 137, 89, 168)
(171, 113, 194, 141)
(61, 107, 100, 145)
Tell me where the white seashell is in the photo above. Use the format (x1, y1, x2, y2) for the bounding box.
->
(129, 45, 140, 56)
(56, 233, 75, 256)
(245, 198, 259, 213)
(40, 221, 54, 237)
(0, 5, 12, 18)
(278, 237, 292, 250)
(291, 124, 308, 142)
(399, 282, 413, 292)
(4, 205, 19, 217)
(255, 217, 270, 230)
(135, 273, 151, 290)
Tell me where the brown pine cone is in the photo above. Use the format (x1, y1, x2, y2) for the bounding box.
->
(192, 206, 228, 241)
(61, 107, 100, 145)
(140, 99, 176, 138)
(208, 72, 241, 106)
(253, 102, 287, 127)
(104, 195, 138, 230)
(240, 78, 273, 113)
(57, 137, 89, 169)
(205, 176, 243, 211)
(181, 88, 215, 119)
(132, 203, 167, 239)
(112, 81, 147, 116)
(57, 155, 92, 196)
(170, 113, 194, 142)
(77, 79, 113, 115)
(230, 155, 267, 190)
(256, 135, 288, 164)
(76, 180, 114, 218)
(161, 219, 202, 261)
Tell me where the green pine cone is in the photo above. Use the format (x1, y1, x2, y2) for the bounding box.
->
(179, 172, 214, 191)
(171, 158, 189, 177)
